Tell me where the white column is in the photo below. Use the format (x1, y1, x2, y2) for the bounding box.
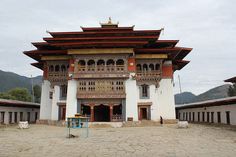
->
(125, 73, 138, 121)
(51, 85, 60, 120)
(66, 79, 78, 118)
(156, 79, 176, 119)
(4, 112, 9, 124)
(40, 80, 52, 120)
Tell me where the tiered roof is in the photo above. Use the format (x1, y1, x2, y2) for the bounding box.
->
(225, 77, 236, 83)
(24, 19, 192, 71)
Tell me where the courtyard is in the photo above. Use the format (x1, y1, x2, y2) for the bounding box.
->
(0, 124, 236, 157)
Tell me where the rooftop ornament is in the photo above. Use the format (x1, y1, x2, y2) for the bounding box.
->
(100, 17, 119, 28)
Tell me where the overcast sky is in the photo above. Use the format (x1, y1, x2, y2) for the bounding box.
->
(0, 0, 235, 95)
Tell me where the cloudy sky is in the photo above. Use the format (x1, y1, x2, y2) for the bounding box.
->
(0, 0, 235, 95)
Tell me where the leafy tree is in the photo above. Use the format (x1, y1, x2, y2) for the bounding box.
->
(228, 83, 236, 97)
(0, 92, 16, 100)
(33, 85, 41, 103)
(7, 88, 32, 102)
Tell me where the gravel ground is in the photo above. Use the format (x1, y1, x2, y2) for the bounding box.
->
(0, 124, 236, 157)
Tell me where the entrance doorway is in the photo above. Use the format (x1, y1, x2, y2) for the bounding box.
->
(94, 104, 110, 122)
(59, 105, 66, 120)
(138, 106, 151, 120)
(141, 108, 147, 120)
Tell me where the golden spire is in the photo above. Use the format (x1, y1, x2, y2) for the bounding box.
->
(100, 17, 119, 28)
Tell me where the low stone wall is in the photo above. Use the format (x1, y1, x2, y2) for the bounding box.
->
(122, 119, 177, 127)
(37, 119, 177, 128)
(36, 120, 66, 127)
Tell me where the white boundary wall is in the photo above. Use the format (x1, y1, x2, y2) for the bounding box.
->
(177, 104, 236, 125)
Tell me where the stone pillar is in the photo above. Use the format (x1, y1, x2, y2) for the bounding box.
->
(66, 79, 78, 118)
(40, 80, 52, 120)
(110, 105, 113, 122)
(51, 85, 60, 120)
(90, 106, 94, 122)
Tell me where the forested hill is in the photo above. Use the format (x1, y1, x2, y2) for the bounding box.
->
(0, 70, 42, 92)
(175, 84, 231, 105)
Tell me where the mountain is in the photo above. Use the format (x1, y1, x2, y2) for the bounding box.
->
(175, 84, 231, 105)
(0, 70, 42, 93)
(175, 92, 196, 104)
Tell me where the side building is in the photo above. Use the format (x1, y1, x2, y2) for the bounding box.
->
(176, 96, 236, 125)
(24, 19, 192, 122)
(176, 77, 236, 125)
(0, 99, 40, 124)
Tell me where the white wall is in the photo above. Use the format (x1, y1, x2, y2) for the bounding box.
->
(40, 80, 52, 120)
(137, 79, 176, 121)
(0, 106, 40, 124)
(156, 79, 176, 119)
(51, 85, 60, 120)
(178, 104, 236, 125)
(125, 73, 138, 121)
(66, 79, 78, 118)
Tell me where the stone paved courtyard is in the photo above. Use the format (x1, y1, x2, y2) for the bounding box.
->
(0, 124, 236, 157)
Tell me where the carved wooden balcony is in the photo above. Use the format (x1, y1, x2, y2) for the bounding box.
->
(77, 80, 126, 98)
(77, 91, 126, 99)
(135, 70, 162, 85)
(47, 71, 68, 85)
(73, 65, 129, 79)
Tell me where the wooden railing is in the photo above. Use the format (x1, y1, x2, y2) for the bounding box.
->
(77, 65, 126, 73)
(136, 70, 161, 77)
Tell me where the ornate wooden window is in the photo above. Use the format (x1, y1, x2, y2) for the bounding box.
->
(116, 59, 124, 71)
(87, 60, 95, 71)
(60, 85, 67, 99)
(136, 64, 141, 72)
(55, 65, 60, 72)
(49, 65, 54, 72)
(97, 59, 105, 71)
(107, 59, 115, 71)
(149, 64, 154, 71)
(79, 81, 86, 91)
(155, 64, 160, 70)
(78, 60, 86, 71)
(61, 65, 66, 72)
(140, 84, 149, 99)
(143, 64, 148, 72)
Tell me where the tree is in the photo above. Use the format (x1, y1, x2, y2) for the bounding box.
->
(0, 92, 16, 100)
(228, 83, 236, 97)
(33, 85, 41, 103)
(7, 88, 32, 102)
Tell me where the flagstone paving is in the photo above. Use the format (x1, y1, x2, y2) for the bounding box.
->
(0, 124, 236, 157)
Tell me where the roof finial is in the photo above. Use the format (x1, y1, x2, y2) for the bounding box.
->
(100, 17, 119, 28)
(108, 17, 112, 24)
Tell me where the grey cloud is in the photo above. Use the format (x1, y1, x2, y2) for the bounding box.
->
(0, 0, 235, 95)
